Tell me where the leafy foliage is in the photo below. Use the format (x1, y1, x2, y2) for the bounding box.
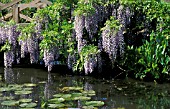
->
(120, 0, 170, 80)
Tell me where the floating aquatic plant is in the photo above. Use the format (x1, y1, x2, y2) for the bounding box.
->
(15, 90, 32, 95)
(8, 84, 23, 91)
(85, 101, 105, 107)
(47, 86, 104, 108)
(19, 99, 32, 103)
(38, 81, 46, 84)
(19, 102, 37, 108)
(0, 96, 15, 100)
(62, 94, 72, 99)
(0, 83, 104, 108)
(24, 83, 37, 87)
(71, 93, 83, 97)
(53, 93, 63, 98)
(0, 87, 12, 92)
(48, 97, 65, 103)
(1, 100, 19, 106)
(82, 90, 96, 96)
(73, 96, 91, 101)
(61, 87, 83, 92)
(82, 105, 97, 109)
(48, 103, 65, 108)
(20, 108, 35, 109)
(23, 87, 33, 91)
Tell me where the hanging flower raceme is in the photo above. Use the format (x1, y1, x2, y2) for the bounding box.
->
(4, 49, 14, 68)
(18, 22, 39, 64)
(101, 16, 124, 64)
(7, 25, 19, 47)
(84, 55, 98, 75)
(74, 15, 86, 53)
(43, 47, 59, 72)
(0, 21, 20, 68)
(84, 5, 99, 40)
(0, 26, 7, 44)
(27, 34, 39, 64)
(79, 45, 99, 75)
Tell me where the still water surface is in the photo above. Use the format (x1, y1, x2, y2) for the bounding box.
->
(0, 67, 170, 109)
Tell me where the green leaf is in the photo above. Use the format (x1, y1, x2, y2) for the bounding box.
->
(19, 103, 37, 108)
(19, 99, 32, 103)
(48, 103, 65, 108)
(85, 101, 104, 107)
(48, 98, 65, 103)
(15, 91, 32, 95)
(24, 83, 37, 87)
(1, 100, 19, 106)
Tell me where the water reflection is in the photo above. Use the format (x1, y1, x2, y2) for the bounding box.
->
(137, 91, 170, 109)
(4, 68, 15, 84)
(44, 73, 55, 99)
(84, 82, 93, 91)
(1, 67, 170, 109)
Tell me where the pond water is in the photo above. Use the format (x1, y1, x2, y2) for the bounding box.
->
(0, 67, 170, 109)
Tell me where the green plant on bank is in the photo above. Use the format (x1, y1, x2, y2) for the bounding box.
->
(137, 32, 169, 79)
(136, 1, 170, 79)
(120, 0, 170, 80)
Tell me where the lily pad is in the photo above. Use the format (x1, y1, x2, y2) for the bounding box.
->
(82, 106, 97, 109)
(73, 96, 91, 101)
(53, 94, 63, 98)
(48, 103, 65, 108)
(62, 94, 72, 99)
(82, 90, 95, 94)
(82, 90, 96, 96)
(38, 81, 46, 84)
(1, 100, 19, 106)
(0, 87, 12, 92)
(20, 108, 35, 109)
(9, 85, 23, 91)
(0, 96, 15, 100)
(88, 93, 96, 96)
(24, 83, 37, 87)
(61, 87, 83, 92)
(117, 87, 123, 91)
(23, 88, 33, 91)
(15, 90, 32, 95)
(19, 102, 37, 108)
(11, 87, 23, 91)
(19, 99, 32, 103)
(71, 93, 83, 98)
(48, 98, 65, 103)
(8, 84, 23, 88)
(85, 101, 104, 107)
